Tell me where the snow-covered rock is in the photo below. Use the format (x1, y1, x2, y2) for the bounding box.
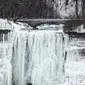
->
(0, 18, 33, 32)
(0, 19, 13, 31)
(36, 24, 64, 32)
(11, 22, 33, 31)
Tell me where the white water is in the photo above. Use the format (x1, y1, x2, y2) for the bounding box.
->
(1, 21, 85, 85)
(64, 34, 85, 85)
(8, 30, 65, 85)
(0, 42, 12, 85)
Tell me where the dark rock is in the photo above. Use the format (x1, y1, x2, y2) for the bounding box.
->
(27, 83, 32, 85)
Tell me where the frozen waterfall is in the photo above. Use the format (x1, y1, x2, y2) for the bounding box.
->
(1, 19, 85, 85)
(8, 30, 65, 85)
(0, 39, 12, 85)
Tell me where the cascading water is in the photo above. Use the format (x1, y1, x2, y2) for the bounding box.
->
(8, 30, 65, 85)
(1, 19, 85, 85)
(0, 37, 12, 85)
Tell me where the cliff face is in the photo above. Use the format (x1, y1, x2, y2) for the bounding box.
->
(0, 0, 84, 19)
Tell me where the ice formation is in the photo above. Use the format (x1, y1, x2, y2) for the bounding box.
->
(0, 43, 12, 85)
(0, 19, 85, 85)
(10, 30, 65, 85)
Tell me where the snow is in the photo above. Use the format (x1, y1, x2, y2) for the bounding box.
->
(36, 24, 64, 31)
(10, 21, 33, 31)
(0, 18, 33, 31)
(0, 19, 13, 30)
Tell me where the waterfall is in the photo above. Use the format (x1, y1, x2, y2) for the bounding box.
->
(1, 19, 85, 85)
(9, 30, 65, 85)
(0, 38, 12, 85)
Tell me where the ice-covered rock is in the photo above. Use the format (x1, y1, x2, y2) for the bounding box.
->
(0, 19, 13, 31)
(36, 24, 64, 31)
(64, 32, 85, 85)
(0, 18, 33, 31)
(11, 22, 33, 31)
